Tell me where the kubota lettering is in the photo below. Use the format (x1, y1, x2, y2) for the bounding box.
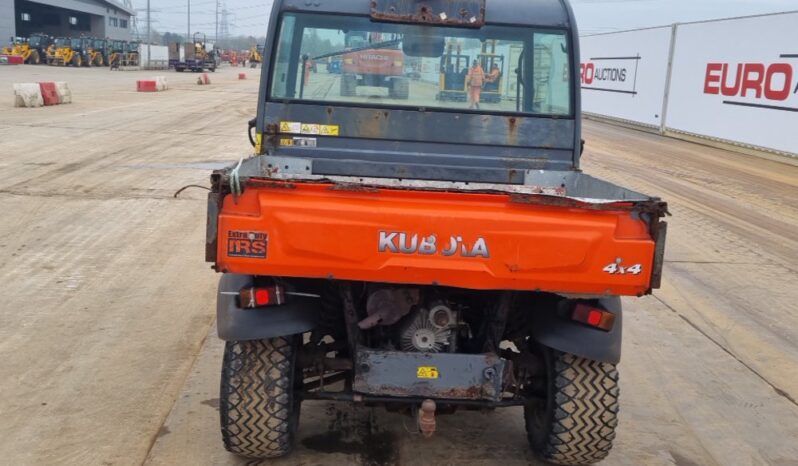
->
(379, 231, 490, 258)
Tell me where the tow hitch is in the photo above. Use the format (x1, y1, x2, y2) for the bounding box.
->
(418, 399, 437, 438)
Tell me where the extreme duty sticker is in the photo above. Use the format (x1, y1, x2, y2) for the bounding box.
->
(227, 231, 268, 258)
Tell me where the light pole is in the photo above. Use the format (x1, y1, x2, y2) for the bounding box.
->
(146, 0, 151, 67)
(187, 0, 191, 43)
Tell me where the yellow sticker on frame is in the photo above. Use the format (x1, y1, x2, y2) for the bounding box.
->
(320, 125, 340, 136)
(280, 121, 302, 134)
(417, 366, 439, 379)
(301, 123, 321, 135)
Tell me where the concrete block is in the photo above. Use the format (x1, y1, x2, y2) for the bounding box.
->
(13, 83, 44, 107)
(39, 82, 59, 106)
(55, 82, 72, 104)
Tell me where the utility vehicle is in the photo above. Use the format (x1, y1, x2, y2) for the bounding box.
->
(206, 1, 668, 464)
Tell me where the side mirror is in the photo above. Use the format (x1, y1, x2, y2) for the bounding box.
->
(402, 34, 444, 58)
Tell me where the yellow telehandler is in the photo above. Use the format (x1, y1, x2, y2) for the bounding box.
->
(2, 33, 50, 64)
(248, 44, 263, 68)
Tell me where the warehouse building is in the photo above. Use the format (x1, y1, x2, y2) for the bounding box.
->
(0, 0, 135, 44)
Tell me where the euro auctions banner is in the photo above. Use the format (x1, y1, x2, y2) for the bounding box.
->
(580, 27, 673, 127)
(666, 13, 798, 155)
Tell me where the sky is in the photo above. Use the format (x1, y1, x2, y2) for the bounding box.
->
(130, 0, 798, 38)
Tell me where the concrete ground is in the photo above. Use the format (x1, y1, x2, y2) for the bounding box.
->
(0, 65, 797, 466)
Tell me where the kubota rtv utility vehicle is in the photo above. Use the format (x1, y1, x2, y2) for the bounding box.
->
(206, 1, 668, 464)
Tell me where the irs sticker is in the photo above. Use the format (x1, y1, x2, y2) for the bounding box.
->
(227, 231, 268, 258)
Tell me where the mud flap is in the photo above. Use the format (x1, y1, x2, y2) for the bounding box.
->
(529, 297, 623, 364)
(216, 273, 319, 341)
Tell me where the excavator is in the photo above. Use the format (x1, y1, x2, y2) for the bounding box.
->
(2, 33, 51, 64)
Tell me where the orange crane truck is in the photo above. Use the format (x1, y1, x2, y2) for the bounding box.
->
(206, 1, 668, 464)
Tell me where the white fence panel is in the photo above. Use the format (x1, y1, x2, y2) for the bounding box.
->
(580, 27, 673, 127)
(665, 13, 798, 156)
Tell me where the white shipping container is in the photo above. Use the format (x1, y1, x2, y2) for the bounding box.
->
(138, 44, 169, 68)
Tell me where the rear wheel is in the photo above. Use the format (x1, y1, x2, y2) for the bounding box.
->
(71, 54, 82, 67)
(28, 50, 40, 65)
(340, 73, 357, 97)
(220, 337, 301, 459)
(524, 349, 619, 465)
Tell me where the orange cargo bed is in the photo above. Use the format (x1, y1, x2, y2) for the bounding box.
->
(212, 180, 665, 297)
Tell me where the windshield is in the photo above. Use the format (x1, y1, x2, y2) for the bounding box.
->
(269, 13, 572, 116)
(29, 36, 42, 47)
(55, 38, 70, 47)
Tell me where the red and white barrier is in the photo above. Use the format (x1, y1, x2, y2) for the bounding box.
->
(14, 83, 43, 107)
(39, 82, 59, 106)
(137, 80, 157, 92)
(55, 82, 72, 104)
(238, 73, 247, 80)
(137, 76, 168, 92)
(197, 73, 211, 85)
(13, 81, 72, 107)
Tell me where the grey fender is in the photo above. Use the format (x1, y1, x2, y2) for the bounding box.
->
(217, 274, 319, 341)
(529, 297, 622, 365)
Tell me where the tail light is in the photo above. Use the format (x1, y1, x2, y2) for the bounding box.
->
(344, 58, 354, 65)
(572, 303, 616, 331)
(393, 60, 403, 67)
(239, 285, 285, 309)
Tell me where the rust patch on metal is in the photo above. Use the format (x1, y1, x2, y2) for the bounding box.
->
(329, 183, 380, 193)
(357, 383, 485, 400)
(246, 179, 296, 190)
(371, 0, 486, 27)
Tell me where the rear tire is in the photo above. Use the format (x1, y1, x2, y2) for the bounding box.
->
(28, 50, 40, 65)
(220, 337, 301, 459)
(524, 350, 619, 465)
(340, 73, 357, 97)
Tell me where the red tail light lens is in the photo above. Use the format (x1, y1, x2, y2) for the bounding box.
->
(239, 285, 285, 309)
(572, 303, 616, 331)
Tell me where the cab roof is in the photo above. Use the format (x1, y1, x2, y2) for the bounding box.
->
(276, 0, 573, 28)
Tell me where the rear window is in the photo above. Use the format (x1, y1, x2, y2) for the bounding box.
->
(269, 13, 572, 117)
